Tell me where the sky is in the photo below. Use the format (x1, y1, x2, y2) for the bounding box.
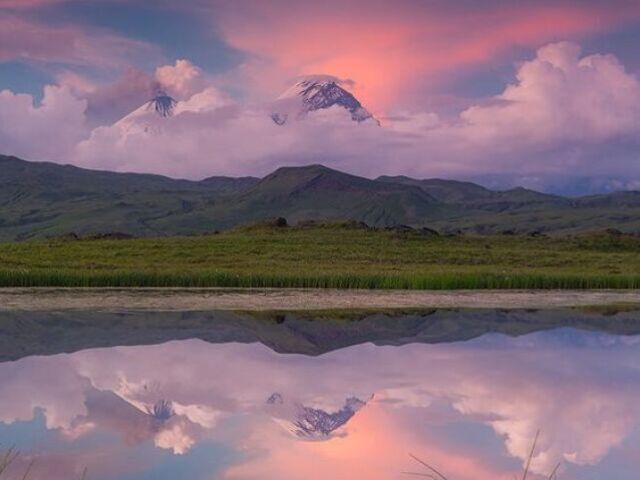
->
(1, 0, 640, 192)
(1, 331, 640, 480)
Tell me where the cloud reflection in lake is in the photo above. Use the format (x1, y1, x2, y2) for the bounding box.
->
(0, 329, 639, 479)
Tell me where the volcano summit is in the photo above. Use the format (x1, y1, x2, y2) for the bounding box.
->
(271, 76, 379, 125)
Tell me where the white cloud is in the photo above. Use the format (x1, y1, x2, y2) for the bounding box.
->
(459, 41, 640, 146)
(70, 41, 640, 182)
(0, 85, 88, 161)
(155, 59, 207, 100)
(1, 42, 640, 187)
(154, 420, 196, 455)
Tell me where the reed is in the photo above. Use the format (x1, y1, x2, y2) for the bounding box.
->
(0, 447, 85, 480)
(0, 270, 639, 289)
(406, 431, 562, 479)
(0, 225, 638, 289)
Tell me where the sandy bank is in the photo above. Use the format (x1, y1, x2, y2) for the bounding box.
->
(0, 288, 639, 312)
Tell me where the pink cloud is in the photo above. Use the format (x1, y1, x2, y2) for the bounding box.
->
(0, 84, 89, 161)
(2, 41, 640, 185)
(0, 12, 158, 69)
(0, 0, 65, 7)
(206, 0, 640, 113)
(223, 403, 514, 480)
(56, 59, 212, 126)
(461, 42, 640, 143)
(155, 59, 207, 100)
(58, 67, 156, 126)
(66, 42, 640, 181)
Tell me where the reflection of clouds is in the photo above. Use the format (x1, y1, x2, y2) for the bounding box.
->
(224, 402, 514, 480)
(0, 356, 90, 430)
(0, 332, 638, 478)
(436, 334, 640, 473)
(67, 389, 203, 455)
(154, 419, 195, 455)
(174, 402, 220, 429)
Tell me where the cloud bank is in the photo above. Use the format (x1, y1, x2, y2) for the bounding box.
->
(203, 0, 640, 113)
(1, 42, 639, 190)
(0, 11, 156, 69)
(0, 85, 89, 160)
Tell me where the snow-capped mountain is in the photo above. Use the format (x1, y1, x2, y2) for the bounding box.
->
(266, 393, 368, 440)
(108, 77, 376, 138)
(113, 91, 178, 136)
(111, 88, 228, 136)
(270, 76, 379, 125)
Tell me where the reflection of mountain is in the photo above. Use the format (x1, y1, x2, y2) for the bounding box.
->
(75, 391, 178, 447)
(147, 399, 175, 422)
(2, 328, 638, 479)
(266, 393, 367, 439)
(2, 307, 640, 362)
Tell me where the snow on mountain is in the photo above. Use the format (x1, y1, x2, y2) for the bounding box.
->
(104, 76, 379, 148)
(112, 88, 228, 136)
(270, 76, 379, 126)
(106, 76, 376, 142)
(266, 392, 368, 440)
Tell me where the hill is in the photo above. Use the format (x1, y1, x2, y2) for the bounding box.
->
(0, 155, 254, 240)
(377, 175, 568, 209)
(2, 154, 640, 240)
(162, 165, 440, 231)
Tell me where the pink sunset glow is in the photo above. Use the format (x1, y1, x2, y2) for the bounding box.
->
(2, 0, 640, 190)
(210, 0, 640, 113)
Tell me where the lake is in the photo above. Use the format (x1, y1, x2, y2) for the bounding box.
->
(1, 308, 639, 479)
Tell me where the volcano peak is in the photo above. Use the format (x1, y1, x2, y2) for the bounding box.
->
(271, 76, 378, 125)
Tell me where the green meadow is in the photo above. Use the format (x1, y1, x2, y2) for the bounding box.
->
(0, 224, 639, 289)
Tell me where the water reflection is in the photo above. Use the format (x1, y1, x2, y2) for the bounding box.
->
(0, 322, 639, 479)
(3, 307, 640, 361)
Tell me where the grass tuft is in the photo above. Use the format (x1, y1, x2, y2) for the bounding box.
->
(0, 226, 639, 289)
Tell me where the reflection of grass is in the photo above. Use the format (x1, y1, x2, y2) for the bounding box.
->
(0, 226, 640, 288)
(0, 447, 86, 479)
(406, 431, 562, 479)
(0, 447, 34, 480)
(572, 302, 640, 316)
(243, 308, 439, 322)
(0, 448, 25, 478)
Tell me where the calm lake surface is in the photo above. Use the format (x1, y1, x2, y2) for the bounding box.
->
(1, 309, 639, 480)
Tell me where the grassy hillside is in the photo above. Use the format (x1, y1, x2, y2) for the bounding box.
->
(1, 223, 639, 289)
(377, 175, 567, 208)
(3, 154, 640, 240)
(0, 154, 258, 240)
(163, 164, 441, 230)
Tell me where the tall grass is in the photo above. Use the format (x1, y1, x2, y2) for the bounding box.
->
(0, 226, 639, 289)
(406, 431, 561, 479)
(0, 270, 639, 289)
(0, 447, 86, 480)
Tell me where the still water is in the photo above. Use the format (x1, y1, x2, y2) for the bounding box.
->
(0, 309, 639, 480)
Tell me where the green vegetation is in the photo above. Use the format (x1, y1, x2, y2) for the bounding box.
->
(3, 154, 640, 242)
(571, 302, 640, 315)
(0, 224, 639, 289)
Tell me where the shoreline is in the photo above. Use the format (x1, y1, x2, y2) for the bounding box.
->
(1, 288, 640, 312)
